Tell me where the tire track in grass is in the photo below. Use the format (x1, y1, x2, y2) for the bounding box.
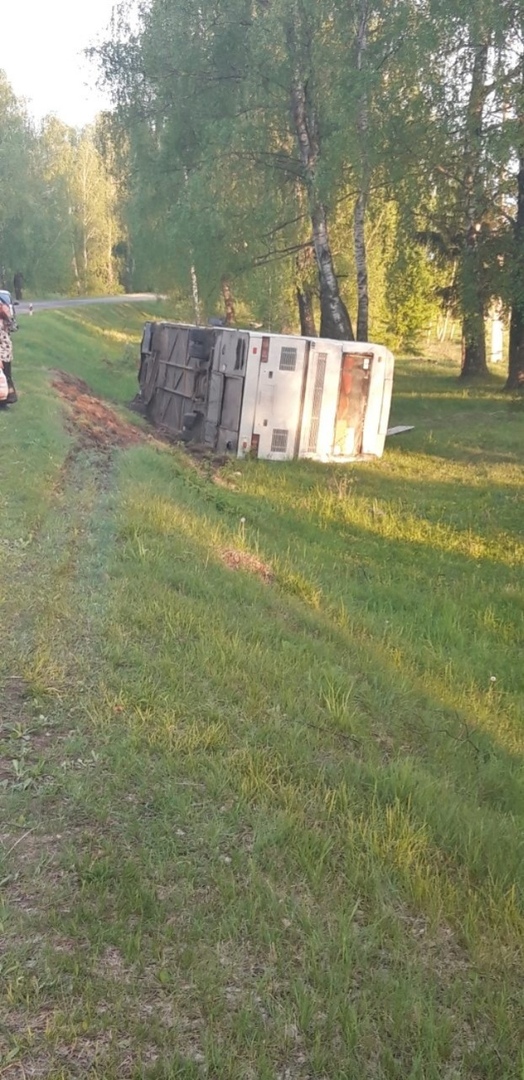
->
(0, 380, 147, 1078)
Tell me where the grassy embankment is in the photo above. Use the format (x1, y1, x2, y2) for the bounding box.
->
(0, 305, 523, 1078)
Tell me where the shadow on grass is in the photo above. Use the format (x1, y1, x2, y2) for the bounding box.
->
(104, 463, 524, 922)
(219, 466, 522, 586)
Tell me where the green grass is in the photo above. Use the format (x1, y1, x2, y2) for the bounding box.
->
(1, 313, 523, 1078)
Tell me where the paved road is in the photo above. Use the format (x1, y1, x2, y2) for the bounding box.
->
(16, 293, 166, 316)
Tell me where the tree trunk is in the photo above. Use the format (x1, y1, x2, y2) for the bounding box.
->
(507, 306, 524, 389)
(460, 43, 490, 377)
(82, 159, 89, 293)
(506, 117, 524, 388)
(354, 191, 369, 341)
(287, 20, 354, 342)
(461, 233, 488, 376)
(354, 0, 370, 342)
(221, 277, 236, 325)
(71, 244, 81, 295)
(190, 263, 202, 326)
(184, 167, 202, 326)
(297, 284, 317, 336)
(461, 316, 488, 376)
(310, 191, 353, 340)
(295, 246, 317, 336)
(107, 217, 113, 290)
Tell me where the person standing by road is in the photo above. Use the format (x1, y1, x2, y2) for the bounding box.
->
(13, 272, 24, 302)
(0, 299, 17, 405)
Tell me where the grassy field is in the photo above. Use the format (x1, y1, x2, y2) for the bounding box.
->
(0, 307, 523, 1079)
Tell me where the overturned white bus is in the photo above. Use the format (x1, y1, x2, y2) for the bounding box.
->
(138, 322, 394, 463)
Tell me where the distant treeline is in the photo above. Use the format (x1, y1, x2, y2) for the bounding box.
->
(3, 0, 524, 387)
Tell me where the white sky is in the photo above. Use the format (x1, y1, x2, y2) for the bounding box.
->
(0, 0, 118, 127)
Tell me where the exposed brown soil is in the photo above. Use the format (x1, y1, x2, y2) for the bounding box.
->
(221, 548, 274, 584)
(53, 372, 232, 477)
(52, 371, 145, 451)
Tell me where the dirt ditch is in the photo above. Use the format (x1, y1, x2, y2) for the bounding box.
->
(52, 371, 145, 452)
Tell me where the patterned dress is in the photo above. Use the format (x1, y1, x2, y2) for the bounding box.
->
(0, 324, 13, 369)
(0, 308, 16, 403)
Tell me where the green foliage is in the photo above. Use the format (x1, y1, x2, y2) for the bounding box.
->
(92, 0, 523, 357)
(386, 241, 442, 348)
(0, 73, 41, 286)
(4, 0, 524, 375)
(0, 73, 125, 296)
